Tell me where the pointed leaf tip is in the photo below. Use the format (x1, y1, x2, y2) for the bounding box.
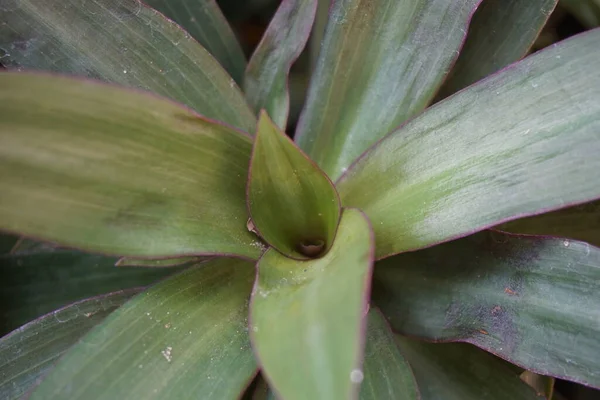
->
(247, 111, 341, 259)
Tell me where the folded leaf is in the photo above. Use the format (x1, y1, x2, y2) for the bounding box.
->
(248, 111, 340, 259)
(0, 249, 183, 333)
(0, 0, 255, 131)
(496, 200, 600, 247)
(360, 309, 418, 400)
(436, 0, 557, 99)
(294, 0, 479, 179)
(250, 208, 374, 400)
(338, 30, 600, 258)
(395, 337, 543, 399)
(0, 290, 139, 400)
(373, 230, 600, 388)
(30, 258, 257, 399)
(244, 0, 317, 128)
(144, 0, 246, 84)
(0, 72, 262, 259)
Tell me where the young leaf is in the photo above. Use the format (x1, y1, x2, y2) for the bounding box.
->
(436, 0, 557, 99)
(395, 338, 543, 400)
(360, 309, 419, 400)
(337, 29, 600, 259)
(0, 0, 255, 132)
(293, 0, 480, 179)
(0, 290, 139, 400)
(373, 231, 600, 388)
(0, 72, 262, 259)
(144, 0, 247, 84)
(0, 250, 181, 333)
(244, 0, 317, 128)
(247, 111, 340, 259)
(29, 258, 258, 400)
(496, 200, 600, 247)
(250, 209, 374, 400)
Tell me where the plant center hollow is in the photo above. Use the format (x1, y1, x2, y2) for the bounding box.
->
(297, 238, 325, 258)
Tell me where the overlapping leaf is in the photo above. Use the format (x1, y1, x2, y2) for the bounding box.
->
(338, 30, 600, 258)
(0, 73, 262, 259)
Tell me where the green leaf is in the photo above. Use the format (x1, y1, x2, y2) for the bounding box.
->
(115, 256, 209, 268)
(337, 30, 600, 259)
(436, 0, 557, 99)
(30, 258, 258, 400)
(0, 0, 255, 131)
(360, 309, 418, 400)
(0, 290, 139, 400)
(244, 0, 317, 128)
(561, 0, 600, 28)
(0, 72, 263, 259)
(248, 111, 340, 259)
(496, 200, 600, 248)
(250, 208, 374, 400)
(0, 234, 18, 255)
(395, 337, 543, 400)
(0, 249, 183, 333)
(520, 371, 555, 399)
(293, 0, 479, 179)
(373, 230, 600, 388)
(143, 0, 247, 84)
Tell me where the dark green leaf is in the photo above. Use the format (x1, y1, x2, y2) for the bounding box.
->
(395, 337, 543, 399)
(0, 290, 139, 400)
(250, 208, 374, 400)
(496, 200, 600, 248)
(338, 30, 600, 259)
(0, 72, 263, 259)
(30, 258, 258, 399)
(360, 309, 418, 400)
(436, 0, 557, 99)
(294, 0, 479, 179)
(244, 0, 317, 128)
(373, 230, 600, 388)
(561, 0, 600, 28)
(144, 0, 246, 84)
(0, 250, 183, 333)
(0, 234, 18, 255)
(248, 111, 340, 259)
(0, 0, 255, 131)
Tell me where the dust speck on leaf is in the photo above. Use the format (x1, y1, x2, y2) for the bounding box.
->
(161, 346, 173, 362)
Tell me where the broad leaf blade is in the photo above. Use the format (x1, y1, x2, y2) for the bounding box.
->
(115, 256, 209, 268)
(30, 258, 257, 399)
(0, 0, 255, 131)
(373, 231, 600, 388)
(0, 72, 262, 259)
(250, 208, 374, 400)
(436, 0, 557, 99)
(496, 200, 600, 247)
(360, 309, 419, 400)
(338, 30, 600, 259)
(395, 338, 542, 400)
(0, 250, 183, 333)
(144, 0, 246, 84)
(294, 0, 480, 179)
(244, 0, 317, 128)
(248, 112, 340, 259)
(0, 290, 139, 400)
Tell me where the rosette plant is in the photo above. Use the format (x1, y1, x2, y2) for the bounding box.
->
(1, 0, 600, 399)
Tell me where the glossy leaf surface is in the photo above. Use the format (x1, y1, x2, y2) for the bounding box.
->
(244, 0, 317, 128)
(373, 231, 600, 388)
(294, 0, 480, 179)
(0, 0, 255, 131)
(0, 73, 262, 259)
(0, 290, 138, 400)
(0, 249, 181, 333)
(250, 209, 374, 400)
(395, 338, 542, 399)
(360, 309, 418, 400)
(338, 30, 600, 258)
(30, 258, 257, 399)
(144, 0, 246, 84)
(436, 0, 557, 99)
(497, 200, 600, 248)
(248, 112, 340, 259)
